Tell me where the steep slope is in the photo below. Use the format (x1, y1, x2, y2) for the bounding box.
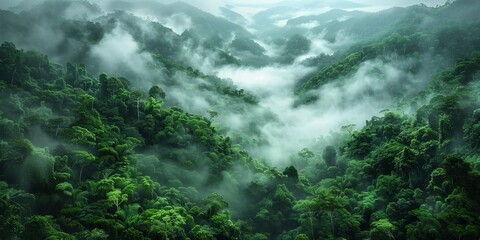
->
(295, 1, 480, 105)
(1, 0, 480, 239)
(107, 0, 253, 39)
(312, 0, 480, 43)
(0, 42, 266, 239)
(2, 42, 480, 240)
(104, 1, 269, 65)
(0, 0, 267, 73)
(220, 7, 249, 26)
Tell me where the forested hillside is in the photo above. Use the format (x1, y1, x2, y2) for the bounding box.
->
(1, 0, 480, 239)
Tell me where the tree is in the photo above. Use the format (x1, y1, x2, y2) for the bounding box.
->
(207, 109, 218, 121)
(75, 228, 109, 240)
(428, 167, 450, 196)
(22, 147, 56, 191)
(315, 188, 345, 239)
(442, 155, 471, 187)
(437, 192, 480, 240)
(23, 215, 75, 240)
(375, 175, 404, 202)
(135, 206, 188, 239)
(295, 233, 310, 240)
(131, 90, 146, 121)
(0, 114, 20, 139)
(47, 117, 71, 136)
(149, 85, 166, 99)
(406, 207, 441, 239)
(297, 148, 314, 168)
(72, 150, 96, 182)
(55, 182, 73, 197)
(294, 199, 319, 240)
(137, 176, 160, 199)
(202, 193, 229, 218)
(298, 148, 314, 159)
(209, 212, 241, 239)
(1, 139, 32, 163)
(371, 218, 396, 240)
(143, 97, 164, 117)
(341, 124, 356, 135)
(393, 147, 418, 185)
(283, 165, 299, 182)
(0, 181, 34, 239)
(189, 225, 215, 240)
(98, 74, 125, 100)
(322, 145, 337, 167)
(107, 189, 128, 213)
(65, 126, 96, 147)
(438, 114, 453, 149)
(9, 51, 24, 85)
(371, 141, 405, 175)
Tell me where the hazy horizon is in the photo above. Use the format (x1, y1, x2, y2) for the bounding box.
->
(0, 0, 449, 17)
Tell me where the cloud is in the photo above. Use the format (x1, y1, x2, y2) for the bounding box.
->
(0, 0, 449, 18)
(167, 73, 213, 114)
(0, 0, 44, 12)
(293, 33, 337, 63)
(350, 0, 446, 7)
(89, 26, 155, 83)
(217, 64, 312, 96)
(182, 0, 224, 15)
(0, 0, 439, 172)
(214, 51, 429, 167)
(60, 1, 103, 20)
(0, 0, 20, 10)
(157, 13, 192, 35)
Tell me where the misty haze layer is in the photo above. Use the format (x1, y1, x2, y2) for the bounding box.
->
(1, 0, 480, 240)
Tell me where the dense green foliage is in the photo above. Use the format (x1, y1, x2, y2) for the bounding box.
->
(3, 45, 480, 240)
(296, 20, 480, 99)
(0, 42, 258, 239)
(1, 0, 480, 239)
(295, 0, 480, 102)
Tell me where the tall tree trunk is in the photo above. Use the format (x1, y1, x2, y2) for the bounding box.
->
(328, 211, 335, 239)
(79, 165, 84, 183)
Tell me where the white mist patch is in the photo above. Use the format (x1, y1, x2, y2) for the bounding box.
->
(292, 7, 332, 18)
(274, 19, 289, 27)
(337, 15, 352, 21)
(216, 56, 422, 166)
(294, 30, 352, 63)
(271, 7, 332, 28)
(62, 1, 101, 20)
(168, 86, 212, 115)
(217, 64, 314, 97)
(298, 20, 321, 29)
(312, 59, 411, 114)
(254, 39, 280, 57)
(294, 38, 334, 63)
(27, 21, 66, 58)
(178, 42, 219, 74)
(89, 26, 155, 86)
(157, 13, 192, 35)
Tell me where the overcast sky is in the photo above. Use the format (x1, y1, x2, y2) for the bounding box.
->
(224, 0, 446, 7)
(0, 0, 449, 15)
(149, 0, 448, 16)
(178, 0, 447, 15)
